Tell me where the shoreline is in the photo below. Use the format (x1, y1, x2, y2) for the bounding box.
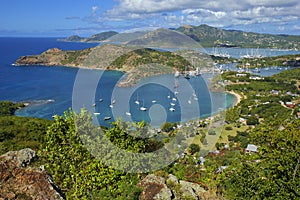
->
(227, 90, 242, 107)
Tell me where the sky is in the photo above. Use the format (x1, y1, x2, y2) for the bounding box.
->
(1, 0, 300, 37)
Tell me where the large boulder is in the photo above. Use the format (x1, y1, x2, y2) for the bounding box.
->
(0, 148, 64, 200)
(138, 174, 209, 200)
(138, 174, 173, 200)
(179, 180, 206, 200)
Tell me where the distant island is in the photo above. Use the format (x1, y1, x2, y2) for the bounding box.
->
(58, 24, 300, 49)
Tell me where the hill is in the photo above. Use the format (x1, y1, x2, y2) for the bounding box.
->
(60, 24, 300, 49)
(59, 31, 118, 42)
(176, 24, 300, 49)
(125, 28, 201, 48)
(15, 44, 206, 87)
(84, 31, 118, 42)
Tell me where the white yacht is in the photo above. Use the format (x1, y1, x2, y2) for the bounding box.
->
(169, 107, 175, 112)
(140, 106, 147, 111)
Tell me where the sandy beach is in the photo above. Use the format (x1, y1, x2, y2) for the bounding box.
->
(227, 91, 243, 106)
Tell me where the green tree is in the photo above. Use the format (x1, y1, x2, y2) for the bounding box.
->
(222, 120, 300, 199)
(189, 143, 200, 155)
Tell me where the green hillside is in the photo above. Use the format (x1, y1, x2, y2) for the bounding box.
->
(176, 24, 300, 49)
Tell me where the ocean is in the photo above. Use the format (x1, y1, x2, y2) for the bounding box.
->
(0, 38, 297, 127)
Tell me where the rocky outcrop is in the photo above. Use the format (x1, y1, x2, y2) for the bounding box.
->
(0, 148, 64, 200)
(138, 174, 173, 200)
(138, 174, 207, 200)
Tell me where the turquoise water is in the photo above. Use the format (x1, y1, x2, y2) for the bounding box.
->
(0, 38, 290, 126)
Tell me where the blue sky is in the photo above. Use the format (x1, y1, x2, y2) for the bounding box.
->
(1, 0, 300, 37)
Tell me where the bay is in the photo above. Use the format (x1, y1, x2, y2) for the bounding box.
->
(0, 38, 297, 127)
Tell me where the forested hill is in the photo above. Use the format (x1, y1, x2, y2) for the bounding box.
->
(175, 24, 300, 49)
(59, 24, 300, 49)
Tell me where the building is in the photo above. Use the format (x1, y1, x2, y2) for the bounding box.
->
(245, 144, 259, 153)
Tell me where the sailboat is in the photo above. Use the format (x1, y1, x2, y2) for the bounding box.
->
(174, 70, 180, 78)
(140, 100, 147, 111)
(193, 92, 198, 101)
(184, 65, 190, 79)
(104, 116, 111, 120)
(195, 67, 201, 76)
(169, 107, 175, 112)
(125, 112, 131, 116)
(140, 106, 147, 111)
(134, 93, 140, 105)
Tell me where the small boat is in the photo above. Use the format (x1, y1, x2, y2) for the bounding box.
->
(170, 102, 176, 106)
(174, 91, 179, 95)
(93, 112, 100, 115)
(172, 98, 177, 101)
(184, 74, 190, 79)
(169, 107, 175, 112)
(152, 100, 157, 103)
(135, 93, 140, 105)
(111, 99, 116, 104)
(99, 99, 103, 102)
(109, 104, 113, 108)
(167, 95, 171, 99)
(194, 97, 198, 101)
(174, 70, 180, 78)
(125, 112, 131, 116)
(188, 100, 192, 104)
(92, 103, 96, 107)
(253, 67, 260, 73)
(195, 67, 201, 76)
(140, 106, 147, 111)
(104, 116, 111, 120)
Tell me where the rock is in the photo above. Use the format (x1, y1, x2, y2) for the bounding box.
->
(2, 148, 36, 167)
(0, 149, 65, 200)
(17, 148, 36, 167)
(138, 174, 208, 200)
(179, 180, 199, 200)
(138, 174, 173, 200)
(167, 174, 178, 184)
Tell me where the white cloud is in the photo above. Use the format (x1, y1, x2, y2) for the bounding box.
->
(92, 6, 99, 13)
(83, 0, 300, 34)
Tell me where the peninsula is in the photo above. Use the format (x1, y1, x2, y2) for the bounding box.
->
(15, 44, 207, 87)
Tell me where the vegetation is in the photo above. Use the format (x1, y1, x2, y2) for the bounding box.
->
(1, 64, 300, 199)
(39, 110, 143, 199)
(0, 101, 25, 116)
(222, 120, 300, 199)
(62, 24, 300, 49)
(0, 101, 51, 154)
(237, 54, 300, 68)
(176, 24, 300, 49)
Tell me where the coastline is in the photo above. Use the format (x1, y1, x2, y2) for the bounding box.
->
(227, 90, 242, 107)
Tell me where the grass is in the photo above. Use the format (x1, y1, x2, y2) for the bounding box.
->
(218, 124, 249, 144)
